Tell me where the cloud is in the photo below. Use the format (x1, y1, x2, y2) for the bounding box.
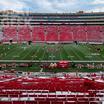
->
(87, 0, 104, 12)
(0, 0, 27, 11)
(28, 0, 79, 13)
(92, 0, 104, 4)
(87, 7, 104, 12)
(0, 0, 80, 12)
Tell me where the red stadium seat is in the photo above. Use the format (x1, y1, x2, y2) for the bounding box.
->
(26, 101, 37, 104)
(3, 25, 17, 42)
(46, 26, 58, 41)
(51, 101, 64, 104)
(0, 77, 103, 104)
(2, 25, 104, 42)
(12, 101, 25, 104)
(18, 26, 31, 41)
(65, 101, 77, 104)
(38, 101, 50, 104)
(32, 26, 45, 42)
(0, 102, 12, 104)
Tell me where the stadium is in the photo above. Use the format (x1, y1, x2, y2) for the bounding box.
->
(0, 8, 103, 104)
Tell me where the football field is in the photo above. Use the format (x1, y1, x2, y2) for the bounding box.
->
(0, 43, 104, 61)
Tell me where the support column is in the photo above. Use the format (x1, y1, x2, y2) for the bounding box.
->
(30, 25, 33, 42)
(44, 25, 47, 43)
(58, 25, 60, 43)
(16, 24, 19, 43)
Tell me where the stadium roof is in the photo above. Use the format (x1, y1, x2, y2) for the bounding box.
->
(0, 0, 104, 13)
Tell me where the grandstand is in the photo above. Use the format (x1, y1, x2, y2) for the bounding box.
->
(0, 10, 103, 104)
(0, 72, 103, 104)
(0, 10, 103, 43)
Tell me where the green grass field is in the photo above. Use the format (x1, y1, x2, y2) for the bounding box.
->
(0, 43, 104, 61)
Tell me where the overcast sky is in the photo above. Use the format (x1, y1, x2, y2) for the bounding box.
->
(0, 0, 104, 13)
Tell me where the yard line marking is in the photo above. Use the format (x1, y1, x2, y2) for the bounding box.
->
(2, 45, 19, 60)
(31, 44, 42, 60)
